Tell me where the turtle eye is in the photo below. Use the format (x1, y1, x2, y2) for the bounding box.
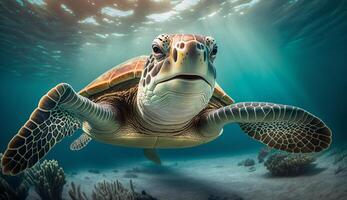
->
(210, 46, 218, 56)
(152, 44, 163, 55)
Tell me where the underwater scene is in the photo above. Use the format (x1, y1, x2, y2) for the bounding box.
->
(0, 0, 347, 199)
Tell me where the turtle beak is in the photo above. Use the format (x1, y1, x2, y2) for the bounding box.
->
(156, 74, 212, 88)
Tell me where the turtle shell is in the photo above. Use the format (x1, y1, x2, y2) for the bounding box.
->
(79, 55, 234, 105)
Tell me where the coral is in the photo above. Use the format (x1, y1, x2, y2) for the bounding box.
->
(257, 147, 271, 163)
(136, 190, 158, 200)
(69, 179, 158, 200)
(0, 153, 29, 200)
(0, 177, 29, 200)
(69, 182, 88, 200)
(92, 180, 135, 200)
(24, 160, 66, 200)
(237, 158, 255, 167)
(264, 153, 316, 176)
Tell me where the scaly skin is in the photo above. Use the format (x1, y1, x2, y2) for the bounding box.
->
(136, 34, 218, 131)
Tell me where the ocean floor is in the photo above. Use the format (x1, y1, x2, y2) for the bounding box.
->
(27, 150, 347, 200)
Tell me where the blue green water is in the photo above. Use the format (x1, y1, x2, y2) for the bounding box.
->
(0, 0, 346, 171)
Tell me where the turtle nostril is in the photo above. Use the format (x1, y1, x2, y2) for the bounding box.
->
(204, 51, 206, 62)
(180, 43, 185, 49)
(173, 48, 178, 62)
(196, 43, 205, 50)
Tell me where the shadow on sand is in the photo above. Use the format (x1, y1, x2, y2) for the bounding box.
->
(133, 164, 244, 200)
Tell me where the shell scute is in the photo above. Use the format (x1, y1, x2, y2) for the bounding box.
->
(109, 63, 137, 87)
(213, 83, 234, 105)
(79, 56, 147, 97)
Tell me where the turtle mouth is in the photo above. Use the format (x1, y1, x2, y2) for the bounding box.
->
(157, 74, 211, 87)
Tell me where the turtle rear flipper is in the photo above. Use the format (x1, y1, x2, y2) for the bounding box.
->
(143, 149, 161, 165)
(1, 83, 119, 175)
(70, 133, 92, 151)
(199, 102, 332, 153)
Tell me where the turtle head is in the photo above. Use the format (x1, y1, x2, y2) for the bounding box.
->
(137, 34, 218, 126)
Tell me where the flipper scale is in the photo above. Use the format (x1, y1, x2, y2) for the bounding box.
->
(2, 83, 118, 175)
(199, 102, 332, 153)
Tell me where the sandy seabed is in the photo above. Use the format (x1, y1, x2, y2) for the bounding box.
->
(28, 151, 347, 200)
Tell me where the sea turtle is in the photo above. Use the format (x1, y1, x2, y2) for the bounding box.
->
(2, 34, 332, 175)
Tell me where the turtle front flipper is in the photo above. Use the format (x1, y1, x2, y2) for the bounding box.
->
(199, 102, 332, 153)
(1, 83, 119, 175)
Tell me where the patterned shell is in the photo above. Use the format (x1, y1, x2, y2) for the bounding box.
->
(79, 56, 234, 105)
